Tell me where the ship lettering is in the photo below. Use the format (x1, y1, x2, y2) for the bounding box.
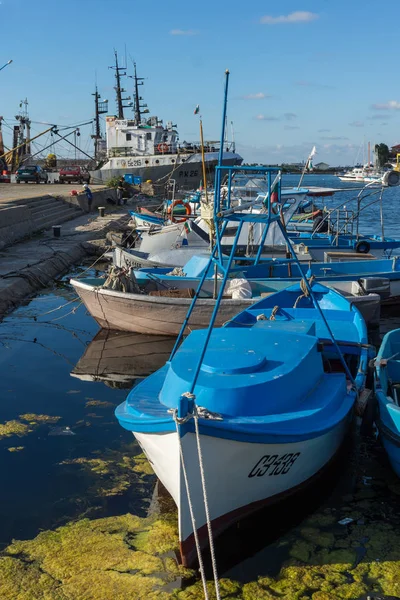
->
(248, 452, 301, 478)
(178, 170, 199, 179)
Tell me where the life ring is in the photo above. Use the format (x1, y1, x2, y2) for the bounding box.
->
(167, 200, 192, 223)
(355, 240, 370, 254)
(157, 143, 169, 153)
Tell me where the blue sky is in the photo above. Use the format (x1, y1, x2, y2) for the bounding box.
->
(2, 0, 400, 166)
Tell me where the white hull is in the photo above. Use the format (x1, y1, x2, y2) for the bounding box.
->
(91, 152, 243, 189)
(134, 416, 349, 565)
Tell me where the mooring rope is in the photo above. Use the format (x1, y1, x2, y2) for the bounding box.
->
(171, 392, 222, 600)
(293, 275, 315, 309)
(171, 407, 210, 600)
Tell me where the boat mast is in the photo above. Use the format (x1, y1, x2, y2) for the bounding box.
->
(92, 85, 108, 161)
(14, 99, 31, 167)
(109, 51, 130, 119)
(132, 62, 145, 125)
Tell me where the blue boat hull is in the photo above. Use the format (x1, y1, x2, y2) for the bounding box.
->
(374, 329, 400, 478)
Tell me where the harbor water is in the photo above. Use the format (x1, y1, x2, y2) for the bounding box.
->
(1, 174, 400, 598)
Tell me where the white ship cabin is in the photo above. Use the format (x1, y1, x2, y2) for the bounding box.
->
(105, 115, 222, 158)
(106, 115, 180, 158)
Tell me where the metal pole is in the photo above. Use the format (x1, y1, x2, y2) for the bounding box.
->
(213, 70, 231, 261)
(199, 118, 208, 203)
(170, 220, 229, 360)
(0, 60, 12, 73)
(216, 70, 230, 169)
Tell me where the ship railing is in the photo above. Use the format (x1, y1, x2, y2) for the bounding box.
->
(309, 181, 388, 242)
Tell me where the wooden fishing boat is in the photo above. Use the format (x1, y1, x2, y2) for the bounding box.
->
(116, 282, 370, 565)
(374, 329, 400, 477)
(70, 277, 254, 336)
(70, 273, 381, 333)
(70, 329, 175, 388)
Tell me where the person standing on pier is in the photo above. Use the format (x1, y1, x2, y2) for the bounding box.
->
(83, 183, 93, 212)
(117, 177, 126, 205)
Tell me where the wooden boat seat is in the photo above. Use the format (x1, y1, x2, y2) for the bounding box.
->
(148, 288, 195, 298)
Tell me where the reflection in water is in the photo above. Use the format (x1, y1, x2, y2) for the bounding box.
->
(71, 330, 176, 389)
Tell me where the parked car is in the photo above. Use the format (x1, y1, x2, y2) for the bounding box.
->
(16, 165, 48, 184)
(59, 165, 91, 184)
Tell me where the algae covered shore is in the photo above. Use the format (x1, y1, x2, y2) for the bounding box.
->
(1, 427, 400, 600)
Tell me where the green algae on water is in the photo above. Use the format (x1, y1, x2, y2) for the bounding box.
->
(85, 399, 114, 408)
(60, 446, 155, 497)
(19, 413, 61, 424)
(0, 414, 62, 441)
(0, 420, 30, 440)
(0, 513, 192, 600)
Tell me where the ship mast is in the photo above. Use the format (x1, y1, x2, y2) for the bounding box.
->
(12, 98, 31, 168)
(109, 51, 131, 119)
(132, 62, 146, 125)
(92, 85, 108, 160)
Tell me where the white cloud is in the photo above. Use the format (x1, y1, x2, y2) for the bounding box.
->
(372, 100, 400, 110)
(318, 128, 331, 132)
(255, 115, 279, 121)
(260, 11, 318, 25)
(349, 121, 364, 127)
(243, 92, 269, 100)
(285, 125, 300, 130)
(169, 29, 197, 36)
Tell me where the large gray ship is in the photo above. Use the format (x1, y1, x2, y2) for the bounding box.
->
(90, 54, 243, 189)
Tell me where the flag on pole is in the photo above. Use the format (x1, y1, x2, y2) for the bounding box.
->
(194, 104, 200, 115)
(307, 146, 317, 171)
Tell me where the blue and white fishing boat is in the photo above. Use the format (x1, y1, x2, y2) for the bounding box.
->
(115, 71, 371, 569)
(374, 329, 400, 477)
(116, 282, 370, 565)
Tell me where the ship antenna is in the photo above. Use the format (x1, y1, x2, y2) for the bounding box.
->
(129, 59, 146, 125)
(92, 84, 108, 161)
(108, 50, 131, 119)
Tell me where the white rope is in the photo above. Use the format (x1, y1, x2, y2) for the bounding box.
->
(193, 405, 221, 600)
(172, 408, 209, 600)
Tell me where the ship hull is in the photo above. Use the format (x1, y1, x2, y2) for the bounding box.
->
(90, 151, 243, 189)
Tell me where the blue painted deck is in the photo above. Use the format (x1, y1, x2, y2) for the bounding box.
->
(132, 254, 400, 293)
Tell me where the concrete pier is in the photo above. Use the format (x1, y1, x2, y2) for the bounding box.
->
(0, 185, 131, 320)
(0, 184, 119, 248)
